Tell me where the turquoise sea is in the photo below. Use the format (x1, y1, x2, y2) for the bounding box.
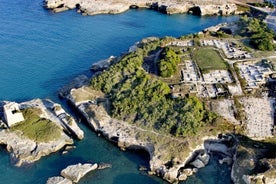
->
(0, 0, 238, 183)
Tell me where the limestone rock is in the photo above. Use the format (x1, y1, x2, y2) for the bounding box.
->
(46, 176, 72, 184)
(39, 99, 84, 140)
(44, 0, 237, 16)
(0, 130, 73, 166)
(61, 163, 98, 183)
(0, 99, 75, 166)
(178, 168, 194, 181)
(58, 75, 89, 98)
(97, 163, 112, 170)
(219, 157, 233, 165)
(197, 153, 210, 165)
(190, 158, 205, 169)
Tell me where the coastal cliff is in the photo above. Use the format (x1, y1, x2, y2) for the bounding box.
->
(66, 86, 236, 183)
(44, 0, 237, 16)
(0, 99, 83, 166)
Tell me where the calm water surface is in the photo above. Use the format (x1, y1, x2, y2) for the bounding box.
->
(0, 0, 237, 183)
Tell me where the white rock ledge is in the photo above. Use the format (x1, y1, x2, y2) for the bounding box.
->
(44, 0, 237, 16)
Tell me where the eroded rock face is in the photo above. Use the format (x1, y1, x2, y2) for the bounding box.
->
(46, 176, 72, 184)
(0, 130, 73, 166)
(231, 136, 276, 184)
(44, 0, 237, 16)
(48, 162, 111, 183)
(61, 163, 98, 183)
(0, 99, 81, 166)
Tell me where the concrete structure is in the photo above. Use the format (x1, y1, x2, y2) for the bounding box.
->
(237, 62, 273, 88)
(203, 70, 233, 83)
(241, 97, 274, 138)
(200, 39, 252, 59)
(180, 60, 200, 83)
(3, 102, 24, 127)
(168, 40, 194, 47)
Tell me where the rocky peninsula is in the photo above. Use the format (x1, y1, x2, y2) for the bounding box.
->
(66, 86, 237, 183)
(44, 0, 238, 16)
(62, 14, 276, 181)
(0, 99, 83, 166)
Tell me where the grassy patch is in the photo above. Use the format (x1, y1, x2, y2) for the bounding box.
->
(71, 87, 104, 103)
(11, 108, 62, 143)
(193, 48, 228, 73)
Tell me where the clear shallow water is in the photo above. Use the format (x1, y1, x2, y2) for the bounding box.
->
(0, 0, 237, 183)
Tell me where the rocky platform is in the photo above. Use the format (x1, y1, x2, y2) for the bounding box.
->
(44, 0, 237, 16)
(0, 99, 84, 166)
(47, 162, 111, 184)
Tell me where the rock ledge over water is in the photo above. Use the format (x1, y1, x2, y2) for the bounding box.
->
(0, 99, 83, 166)
(44, 0, 237, 16)
(47, 162, 111, 183)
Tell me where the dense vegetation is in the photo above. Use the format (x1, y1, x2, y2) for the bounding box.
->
(238, 16, 276, 51)
(249, 1, 274, 8)
(158, 47, 181, 77)
(192, 47, 228, 73)
(11, 108, 62, 142)
(90, 40, 216, 137)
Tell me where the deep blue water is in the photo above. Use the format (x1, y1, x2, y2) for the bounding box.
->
(0, 0, 237, 183)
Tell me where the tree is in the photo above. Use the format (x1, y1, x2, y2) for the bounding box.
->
(158, 47, 181, 77)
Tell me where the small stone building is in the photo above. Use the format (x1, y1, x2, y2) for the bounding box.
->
(3, 102, 24, 127)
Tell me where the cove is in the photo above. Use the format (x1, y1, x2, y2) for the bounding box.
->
(0, 0, 237, 183)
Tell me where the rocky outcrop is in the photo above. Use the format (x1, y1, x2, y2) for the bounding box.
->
(0, 130, 73, 166)
(46, 176, 72, 184)
(90, 56, 116, 72)
(44, 0, 237, 16)
(0, 99, 83, 166)
(231, 135, 276, 184)
(61, 163, 98, 183)
(58, 75, 89, 99)
(48, 162, 111, 183)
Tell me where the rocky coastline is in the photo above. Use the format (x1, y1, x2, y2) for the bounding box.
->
(44, 0, 238, 16)
(0, 99, 83, 166)
(64, 85, 238, 183)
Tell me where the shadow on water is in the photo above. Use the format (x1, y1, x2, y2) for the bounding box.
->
(112, 173, 161, 184)
(182, 153, 233, 184)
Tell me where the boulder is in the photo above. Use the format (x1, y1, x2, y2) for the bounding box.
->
(61, 163, 98, 183)
(219, 157, 233, 165)
(197, 153, 210, 165)
(190, 158, 205, 169)
(97, 163, 112, 170)
(178, 168, 194, 181)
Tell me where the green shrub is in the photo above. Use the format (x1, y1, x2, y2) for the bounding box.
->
(158, 47, 181, 77)
(11, 108, 62, 142)
(90, 41, 216, 137)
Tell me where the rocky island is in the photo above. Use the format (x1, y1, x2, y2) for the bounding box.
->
(47, 162, 111, 184)
(44, 0, 238, 16)
(0, 99, 83, 166)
